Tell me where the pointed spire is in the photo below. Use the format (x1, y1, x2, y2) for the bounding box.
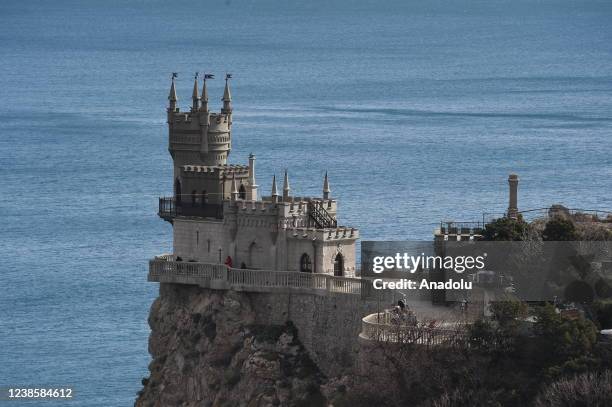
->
(231, 173, 239, 201)
(168, 72, 178, 111)
(191, 72, 200, 111)
(282, 169, 290, 201)
(270, 174, 278, 200)
(323, 171, 330, 200)
(201, 73, 213, 112)
(222, 73, 232, 114)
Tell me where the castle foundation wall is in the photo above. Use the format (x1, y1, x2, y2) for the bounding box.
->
(248, 290, 378, 376)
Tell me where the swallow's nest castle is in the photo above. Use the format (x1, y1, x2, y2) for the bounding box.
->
(159, 74, 358, 276)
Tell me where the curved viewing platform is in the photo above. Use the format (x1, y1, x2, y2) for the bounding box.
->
(148, 255, 367, 295)
(359, 311, 466, 346)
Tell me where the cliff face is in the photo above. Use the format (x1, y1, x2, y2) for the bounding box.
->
(135, 284, 328, 407)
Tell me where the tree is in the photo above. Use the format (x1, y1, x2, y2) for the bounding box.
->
(482, 217, 528, 241)
(542, 217, 578, 241)
(534, 370, 612, 407)
(534, 304, 598, 369)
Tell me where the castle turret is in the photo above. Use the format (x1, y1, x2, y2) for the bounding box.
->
(167, 73, 231, 173)
(283, 170, 291, 201)
(248, 153, 258, 200)
(231, 174, 239, 201)
(200, 74, 211, 112)
(271, 174, 279, 203)
(507, 174, 519, 220)
(191, 73, 200, 111)
(222, 74, 232, 114)
(168, 73, 178, 113)
(323, 171, 330, 200)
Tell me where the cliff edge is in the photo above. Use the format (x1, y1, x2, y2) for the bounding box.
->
(135, 284, 329, 407)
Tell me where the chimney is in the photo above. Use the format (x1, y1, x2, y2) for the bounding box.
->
(507, 174, 519, 220)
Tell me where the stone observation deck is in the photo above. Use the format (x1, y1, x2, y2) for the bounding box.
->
(149, 254, 367, 295)
(359, 311, 465, 346)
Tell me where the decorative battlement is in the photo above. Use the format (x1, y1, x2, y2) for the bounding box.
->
(285, 226, 359, 241)
(182, 164, 249, 175)
(167, 73, 233, 169)
(434, 221, 485, 240)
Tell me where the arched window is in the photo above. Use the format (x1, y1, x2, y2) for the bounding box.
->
(239, 184, 247, 200)
(174, 178, 182, 205)
(201, 190, 207, 206)
(191, 190, 197, 206)
(334, 253, 344, 276)
(300, 253, 312, 273)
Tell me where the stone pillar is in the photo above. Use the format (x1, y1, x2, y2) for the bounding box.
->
(507, 174, 519, 220)
(248, 153, 258, 200)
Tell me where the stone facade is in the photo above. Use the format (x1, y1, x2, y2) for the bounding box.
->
(164, 73, 359, 277)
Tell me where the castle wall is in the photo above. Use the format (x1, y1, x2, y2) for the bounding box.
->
(248, 290, 376, 376)
(321, 241, 356, 277)
(232, 214, 279, 270)
(173, 218, 228, 263)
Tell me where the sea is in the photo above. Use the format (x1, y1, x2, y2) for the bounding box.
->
(0, 0, 611, 405)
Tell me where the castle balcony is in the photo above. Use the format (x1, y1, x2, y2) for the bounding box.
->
(148, 255, 369, 295)
(158, 197, 224, 222)
(359, 311, 466, 346)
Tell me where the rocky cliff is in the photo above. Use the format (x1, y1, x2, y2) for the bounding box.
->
(135, 284, 332, 407)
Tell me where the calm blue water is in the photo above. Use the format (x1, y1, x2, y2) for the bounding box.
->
(1, 0, 611, 405)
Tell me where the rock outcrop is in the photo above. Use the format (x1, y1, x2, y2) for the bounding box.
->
(135, 284, 328, 407)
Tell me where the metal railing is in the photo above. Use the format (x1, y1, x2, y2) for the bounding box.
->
(308, 201, 337, 229)
(158, 197, 223, 221)
(360, 312, 465, 346)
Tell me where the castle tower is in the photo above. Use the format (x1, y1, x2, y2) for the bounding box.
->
(167, 73, 232, 180)
(507, 174, 519, 220)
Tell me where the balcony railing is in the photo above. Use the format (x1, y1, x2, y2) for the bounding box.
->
(158, 197, 223, 221)
(360, 311, 466, 346)
(148, 257, 371, 295)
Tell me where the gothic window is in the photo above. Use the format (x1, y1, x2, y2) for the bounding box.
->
(300, 253, 312, 273)
(334, 253, 344, 276)
(239, 184, 246, 200)
(191, 190, 197, 206)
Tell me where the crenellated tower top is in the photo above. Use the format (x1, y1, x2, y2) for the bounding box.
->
(166, 73, 233, 175)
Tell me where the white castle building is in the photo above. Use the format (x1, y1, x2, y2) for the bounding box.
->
(159, 73, 358, 276)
